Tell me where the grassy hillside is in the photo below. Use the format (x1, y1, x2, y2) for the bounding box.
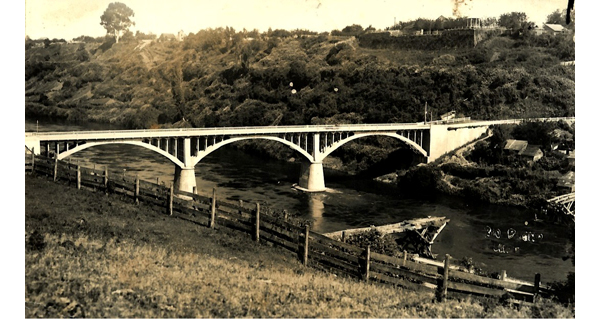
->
(25, 175, 574, 317)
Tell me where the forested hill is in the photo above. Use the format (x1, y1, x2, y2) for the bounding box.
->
(25, 30, 574, 129)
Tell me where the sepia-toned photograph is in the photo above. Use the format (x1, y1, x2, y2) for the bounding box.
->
(23, 0, 579, 317)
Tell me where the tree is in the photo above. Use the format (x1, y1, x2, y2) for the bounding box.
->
(341, 24, 364, 36)
(498, 12, 535, 37)
(547, 8, 575, 30)
(481, 17, 498, 28)
(100, 2, 135, 43)
(546, 9, 566, 26)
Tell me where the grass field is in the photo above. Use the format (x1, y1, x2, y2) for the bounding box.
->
(24, 174, 574, 317)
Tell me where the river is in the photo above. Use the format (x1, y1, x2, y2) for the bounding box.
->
(25, 118, 574, 283)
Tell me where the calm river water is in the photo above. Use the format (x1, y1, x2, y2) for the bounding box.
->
(26, 119, 574, 283)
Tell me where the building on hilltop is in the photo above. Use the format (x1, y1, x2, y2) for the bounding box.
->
(159, 31, 186, 42)
(503, 139, 544, 162)
(158, 33, 177, 42)
(518, 144, 544, 162)
(466, 18, 481, 29)
(504, 139, 528, 153)
(177, 30, 186, 41)
(543, 24, 567, 35)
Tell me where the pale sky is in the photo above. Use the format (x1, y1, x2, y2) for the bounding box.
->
(25, 0, 570, 40)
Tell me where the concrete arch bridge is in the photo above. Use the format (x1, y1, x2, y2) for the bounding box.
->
(25, 117, 573, 193)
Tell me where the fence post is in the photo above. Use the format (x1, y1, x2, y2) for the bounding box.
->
(500, 270, 507, 281)
(403, 250, 408, 267)
(135, 176, 139, 204)
(254, 203, 260, 242)
(341, 231, 346, 243)
(31, 151, 35, 174)
(168, 183, 173, 215)
(303, 225, 310, 266)
(363, 245, 371, 282)
(534, 273, 541, 301)
(53, 157, 58, 182)
(76, 165, 81, 190)
(439, 254, 450, 302)
(210, 188, 216, 229)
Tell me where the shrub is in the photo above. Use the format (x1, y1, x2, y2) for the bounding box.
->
(26, 230, 46, 251)
(397, 165, 443, 196)
(430, 54, 455, 67)
(345, 229, 402, 257)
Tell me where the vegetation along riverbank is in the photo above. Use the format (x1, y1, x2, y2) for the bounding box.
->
(397, 120, 575, 211)
(25, 174, 574, 317)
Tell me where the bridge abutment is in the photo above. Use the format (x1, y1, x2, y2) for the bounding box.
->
(427, 125, 489, 163)
(298, 161, 326, 192)
(25, 137, 40, 155)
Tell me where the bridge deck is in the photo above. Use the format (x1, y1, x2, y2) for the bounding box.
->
(26, 123, 434, 141)
(25, 117, 574, 141)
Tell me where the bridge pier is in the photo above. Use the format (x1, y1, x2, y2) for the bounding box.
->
(298, 161, 326, 192)
(173, 166, 197, 194)
(173, 137, 197, 194)
(297, 133, 327, 192)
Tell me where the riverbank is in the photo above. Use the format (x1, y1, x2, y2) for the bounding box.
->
(25, 175, 573, 317)
(397, 121, 575, 211)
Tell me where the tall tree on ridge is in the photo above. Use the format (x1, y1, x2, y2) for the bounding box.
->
(100, 2, 135, 43)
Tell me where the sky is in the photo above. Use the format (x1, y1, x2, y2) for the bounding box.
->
(25, 0, 571, 40)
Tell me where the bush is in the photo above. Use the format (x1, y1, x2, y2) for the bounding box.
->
(397, 165, 442, 196)
(432, 54, 456, 66)
(345, 229, 401, 257)
(26, 230, 46, 251)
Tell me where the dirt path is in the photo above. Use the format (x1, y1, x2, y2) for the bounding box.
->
(135, 40, 154, 70)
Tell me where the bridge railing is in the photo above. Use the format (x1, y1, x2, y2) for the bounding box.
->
(548, 193, 575, 203)
(25, 116, 574, 139)
(426, 117, 471, 124)
(26, 154, 555, 304)
(24, 122, 428, 137)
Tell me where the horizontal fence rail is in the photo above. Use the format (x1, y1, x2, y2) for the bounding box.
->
(25, 154, 555, 304)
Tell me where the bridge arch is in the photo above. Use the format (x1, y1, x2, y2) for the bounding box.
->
(318, 132, 428, 162)
(56, 141, 186, 168)
(192, 136, 314, 166)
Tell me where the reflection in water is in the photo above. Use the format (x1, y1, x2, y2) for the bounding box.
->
(308, 193, 326, 230)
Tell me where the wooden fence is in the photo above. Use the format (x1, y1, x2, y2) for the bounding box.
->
(25, 154, 553, 303)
